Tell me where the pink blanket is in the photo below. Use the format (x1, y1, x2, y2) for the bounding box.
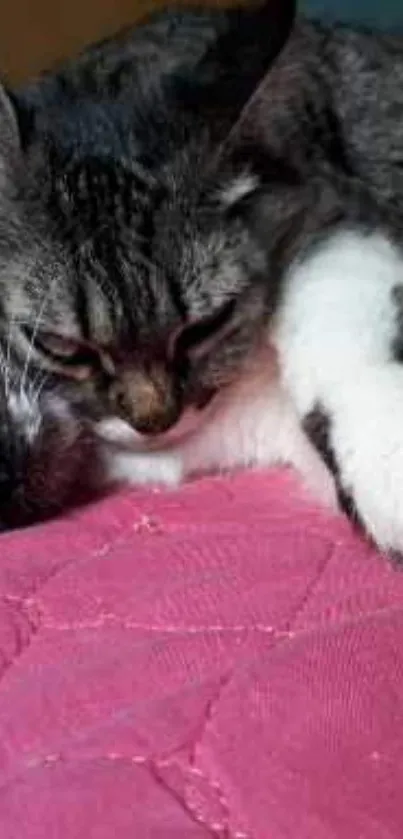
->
(0, 469, 402, 838)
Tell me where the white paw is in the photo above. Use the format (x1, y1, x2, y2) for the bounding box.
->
(331, 368, 403, 552)
(103, 448, 184, 488)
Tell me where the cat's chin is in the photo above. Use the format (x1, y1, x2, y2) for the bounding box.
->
(94, 403, 210, 452)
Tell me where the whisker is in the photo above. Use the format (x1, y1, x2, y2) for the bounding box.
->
(0, 338, 11, 398)
(19, 285, 55, 397)
(30, 377, 48, 408)
(5, 314, 21, 397)
(29, 365, 50, 402)
(28, 364, 45, 396)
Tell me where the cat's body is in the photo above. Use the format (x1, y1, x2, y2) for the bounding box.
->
(95, 13, 403, 539)
(0, 3, 403, 549)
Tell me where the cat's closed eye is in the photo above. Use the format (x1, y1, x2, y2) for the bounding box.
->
(23, 328, 110, 382)
(175, 298, 236, 358)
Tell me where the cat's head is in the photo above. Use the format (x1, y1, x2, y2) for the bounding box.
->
(0, 0, 296, 525)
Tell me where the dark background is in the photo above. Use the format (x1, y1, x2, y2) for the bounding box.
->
(0, 0, 400, 85)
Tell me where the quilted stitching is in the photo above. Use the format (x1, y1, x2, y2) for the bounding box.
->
(0, 469, 402, 838)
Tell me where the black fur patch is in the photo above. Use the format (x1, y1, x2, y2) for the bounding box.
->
(391, 284, 403, 362)
(303, 405, 361, 524)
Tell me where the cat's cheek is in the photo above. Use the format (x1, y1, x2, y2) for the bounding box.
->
(94, 409, 206, 450)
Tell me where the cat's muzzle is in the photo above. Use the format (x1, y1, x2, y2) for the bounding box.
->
(109, 364, 184, 436)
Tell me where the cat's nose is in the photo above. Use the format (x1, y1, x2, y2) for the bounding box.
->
(112, 366, 182, 436)
(132, 410, 180, 436)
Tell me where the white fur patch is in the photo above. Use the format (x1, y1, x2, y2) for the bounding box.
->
(274, 228, 403, 550)
(103, 344, 337, 511)
(8, 389, 42, 444)
(220, 174, 258, 207)
(105, 448, 184, 487)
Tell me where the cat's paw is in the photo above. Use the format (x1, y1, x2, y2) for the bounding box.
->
(314, 368, 403, 552)
(103, 448, 184, 488)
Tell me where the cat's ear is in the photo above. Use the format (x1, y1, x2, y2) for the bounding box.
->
(119, 0, 296, 161)
(173, 0, 296, 140)
(0, 85, 23, 188)
(15, 1, 295, 163)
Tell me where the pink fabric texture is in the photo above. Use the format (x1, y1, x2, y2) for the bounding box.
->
(0, 468, 402, 838)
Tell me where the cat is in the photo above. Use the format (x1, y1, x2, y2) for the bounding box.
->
(0, 1, 403, 554)
(0, 0, 305, 526)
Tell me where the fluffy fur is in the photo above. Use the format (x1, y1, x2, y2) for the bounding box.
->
(0, 1, 297, 525)
(1, 3, 403, 554)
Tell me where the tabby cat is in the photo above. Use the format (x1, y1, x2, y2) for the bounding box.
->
(0, 0, 403, 553)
